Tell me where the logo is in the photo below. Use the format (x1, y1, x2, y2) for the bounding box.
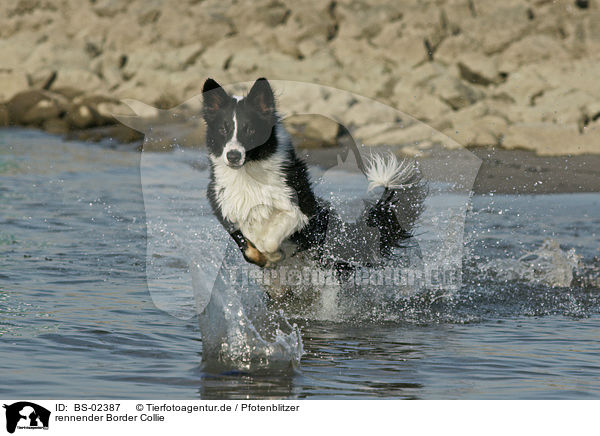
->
(115, 80, 482, 319)
(3, 402, 50, 434)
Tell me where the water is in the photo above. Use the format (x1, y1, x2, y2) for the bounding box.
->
(1, 129, 599, 399)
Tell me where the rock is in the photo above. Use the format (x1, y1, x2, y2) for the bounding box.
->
(0, 103, 9, 126)
(443, 115, 508, 147)
(90, 54, 125, 90)
(119, 98, 160, 119)
(90, 0, 128, 18)
(252, 0, 336, 45)
(27, 69, 57, 90)
(254, 1, 291, 28)
(357, 122, 450, 149)
(157, 2, 235, 49)
(393, 86, 452, 123)
(427, 99, 511, 144)
(297, 39, 321, 59)
(497, 35, 571, 71)
(228, 47, 297, 77)
(43, 118, 70, 135)
(50, 69, 106, 94)
(425, 75, 485, 111)
(95, 101, 129, 124)
(285, 86, 356, 121)
(493, 63, 554, 108)
(65, 104, 98, 129)
(246, 21, 302, 59)
(567, 59, 600, 97)
(283, 114, 339, 148)
(0, 0, 598, 158)
(134, 120, 206, 151)
(456, 54, 507, 86)
(113, 69, 176, 108)
(0, 70, 29, 101)
(200, 36, 256, 72)
(7, 90, 69, 126)
(76, 95, 130, 125)
(0, 27, 30, 62)
(22, 98, 63, 125)
(328, 38, 395, 99)
(52, 87, 85, 100)
(176, 122, 207, 149)
(582, 101, 600, 125)
(6, 90, 47, 123)
(390, 62, 455, 122)
(121, 42, 205, 81)
(460, 5, 532, 55)
(352, 122, 398, 142)
(501, 123, 600, 155)
(370, 20, 401, 48)
(343, 100, 402, 128)
(402, 61, 447, 89)
(380, 33, 428, 69)
(101, 13, 149, 53)
(23, 99, 62, 125)
(434, 34, 484, 66)
(457, 62, 494, 87)
(336, 1, 403, 41)
(67, 124, 144, 144)
(22, 36, 92, 77)
(533, 88, 594, 126)
(138, 9, 161, 26)
(584, 11, 600, 54)
(224, 0, 291, 31)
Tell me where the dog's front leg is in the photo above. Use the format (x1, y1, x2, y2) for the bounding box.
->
(230, 230, 268, 267)
(254, 211, 300, 264)
(208, 189, 269, 267)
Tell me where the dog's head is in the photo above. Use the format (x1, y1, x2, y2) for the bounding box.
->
(202, 78, 278, 168)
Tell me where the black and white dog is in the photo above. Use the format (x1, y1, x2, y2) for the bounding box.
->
(202, 78, 425, 270)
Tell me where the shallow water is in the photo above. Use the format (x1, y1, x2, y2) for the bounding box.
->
(1, 129, 599, 399)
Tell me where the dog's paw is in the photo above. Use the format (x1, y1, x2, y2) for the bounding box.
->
(243, 240, 267, 267)
(264, 249, 285, 267)
(262, 236, 282, 254)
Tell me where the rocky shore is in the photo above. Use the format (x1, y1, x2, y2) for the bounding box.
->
(1, 0, 599, 156)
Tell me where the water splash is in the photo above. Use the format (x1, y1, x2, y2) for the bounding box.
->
(481, 239, 581, 288)
(193, 245, 303, 373)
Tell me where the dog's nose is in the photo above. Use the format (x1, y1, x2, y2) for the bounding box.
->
(226, 150, 242, 165)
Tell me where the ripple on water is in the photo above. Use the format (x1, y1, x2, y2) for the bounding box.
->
(1, 130, 599, 398)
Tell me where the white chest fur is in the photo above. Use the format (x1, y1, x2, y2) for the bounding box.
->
(211, 154, 309, 253)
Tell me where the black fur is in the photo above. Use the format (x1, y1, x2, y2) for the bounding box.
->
(202, 77, 279, 164)
(203, 78, 325, 265)
(202, 78, 422, 268)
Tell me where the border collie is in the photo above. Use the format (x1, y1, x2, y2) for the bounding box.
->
(202, 78, 425, 270)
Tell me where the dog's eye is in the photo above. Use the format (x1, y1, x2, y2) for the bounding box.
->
(219, 125, 228, 135)
(245, 126, 255, 135)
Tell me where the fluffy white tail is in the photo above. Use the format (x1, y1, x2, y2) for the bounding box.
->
(365, 152, 418, 191)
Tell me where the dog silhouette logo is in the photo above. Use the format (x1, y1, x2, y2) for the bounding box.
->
(3, 402, 50, 434)
(116, 79, 481, 319)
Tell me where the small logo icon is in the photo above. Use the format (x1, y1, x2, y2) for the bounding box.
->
(3, 402, 50, 434)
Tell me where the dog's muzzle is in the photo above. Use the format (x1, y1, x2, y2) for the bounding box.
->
(223, 143, 245, 168)
(226, 150, 243, 166)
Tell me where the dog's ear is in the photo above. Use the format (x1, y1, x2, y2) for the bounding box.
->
(247, 78, 275, 117)
(202, 78, 229, 115)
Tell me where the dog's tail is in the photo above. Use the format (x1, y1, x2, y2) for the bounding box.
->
(364, 152, 427, 253)
(365, 152, 419, 192)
